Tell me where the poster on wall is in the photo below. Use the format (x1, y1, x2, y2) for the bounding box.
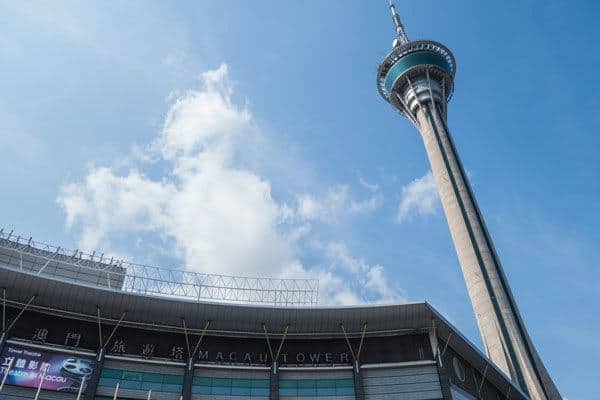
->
(0, 345, 94, 392)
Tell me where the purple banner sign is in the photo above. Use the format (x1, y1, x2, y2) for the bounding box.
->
(0, 345, 94, 393)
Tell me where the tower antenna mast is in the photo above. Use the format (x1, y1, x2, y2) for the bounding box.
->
(388, 0, 409, 46)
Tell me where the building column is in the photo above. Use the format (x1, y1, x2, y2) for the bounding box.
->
(435, 359, 453, 400)
(182, 357, 194, 400)
(0, 331, 6, 355)
(269, 362, 279, 400)
(181, 319, 210, 400)
(85, 309, 126, 400)
(84, 348, 105, 400)
(352, 361, 365, 400)
(262, 324, 288, 400)
(340, 323, 367, 400)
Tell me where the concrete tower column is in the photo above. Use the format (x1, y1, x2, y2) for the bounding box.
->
(413, 100, 562, 400)
(416, 103, 513, 373)
(375, 4, 563, 398)
(182, 358, 194, 400)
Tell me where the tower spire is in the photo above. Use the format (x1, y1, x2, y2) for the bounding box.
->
(388, 0, 409, 47)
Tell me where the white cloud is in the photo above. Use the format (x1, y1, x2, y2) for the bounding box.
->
(58, 63, 292, 277)
(365, 266, 393, 299)
(296, 185, 348, 222)
(319, 242, 405, 305)
(156, 64, 250, 161)
(318, 269, 362, 306)
(162, 50, 186, 67)
(57, 63, 402, 305)
(58, 168, 175, 251)
(295, 185, 382, 223)
(349, 194, 383, 214)
(396, 171, 439, 223)
(358, 177, 379, 192)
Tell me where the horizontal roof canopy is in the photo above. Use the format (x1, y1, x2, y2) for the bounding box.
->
(1, 263, 527, 400)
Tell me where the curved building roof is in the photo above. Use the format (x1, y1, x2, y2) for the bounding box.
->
(1, 262, 528, 400)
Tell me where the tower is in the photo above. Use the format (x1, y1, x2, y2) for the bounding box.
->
(376, 3, 562, 400)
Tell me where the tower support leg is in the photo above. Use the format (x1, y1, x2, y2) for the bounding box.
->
(352, 361, 365, 400)
(181, 358, 194, 400)
(269, 362, 279, 400)
(84, 348, 105, 400)
(435, 356, 453, 400)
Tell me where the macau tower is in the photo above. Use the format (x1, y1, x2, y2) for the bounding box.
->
(376, 3, 562, 400)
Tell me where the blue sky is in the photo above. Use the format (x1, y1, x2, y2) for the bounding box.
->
(1, 1, 599, 398)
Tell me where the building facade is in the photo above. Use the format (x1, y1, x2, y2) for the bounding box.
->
(0, 236, 527, 400)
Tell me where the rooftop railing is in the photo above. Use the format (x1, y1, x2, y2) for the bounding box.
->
(0, 229, 319, 306)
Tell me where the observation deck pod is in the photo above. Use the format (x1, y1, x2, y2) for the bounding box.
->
(377, 40, 456, 118)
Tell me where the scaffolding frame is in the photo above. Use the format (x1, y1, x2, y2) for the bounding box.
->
(0, 229, 318, 306)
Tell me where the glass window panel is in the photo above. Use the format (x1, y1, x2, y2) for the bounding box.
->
(298, 387, 316, 396)
(100, 369, 123, 379)
(192, 386, 211, 394)
(279, 388, 297, 396)
(279, 380, 296, 388)
(231, 386, 251, 396)
(297, 380, 315, 389)
(317, 387, 336, 396)
(141, 382, 162, 391)
(122, 371, 143, 381)
(162, 375, 184, 384)
(336, 386, 355, 396)
(98, 378, 119, 387)
(251, 379, 270, 388)
(161, 384, 182, 393)
(212, 378, 232, 387)
(316, 379, 336, 388)
(118, 380, 141, 390)
(193, 377, 212, 386)
(336, 378, 355, 387)
(142, 373, 163, 383)
(212, 386, 231, 395)
(251, 387, 269, 397)
(231, 379, 252, 388)
(384, 51, 452, 93)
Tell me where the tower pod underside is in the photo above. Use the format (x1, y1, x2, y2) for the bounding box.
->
(377, 40, 456, 117)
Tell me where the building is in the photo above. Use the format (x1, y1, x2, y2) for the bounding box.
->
(376, 3, 561, 400)
(0, 233, 527, 400)
(0, 3, 562, 400)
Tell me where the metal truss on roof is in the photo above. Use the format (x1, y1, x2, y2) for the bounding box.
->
(0, 229, 319, 306)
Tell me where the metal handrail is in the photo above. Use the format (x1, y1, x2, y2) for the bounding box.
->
(0, 229, 319, 306)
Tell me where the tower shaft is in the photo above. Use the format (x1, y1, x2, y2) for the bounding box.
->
(411, 91, 562, 400)
(376, 4, 562, 397)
